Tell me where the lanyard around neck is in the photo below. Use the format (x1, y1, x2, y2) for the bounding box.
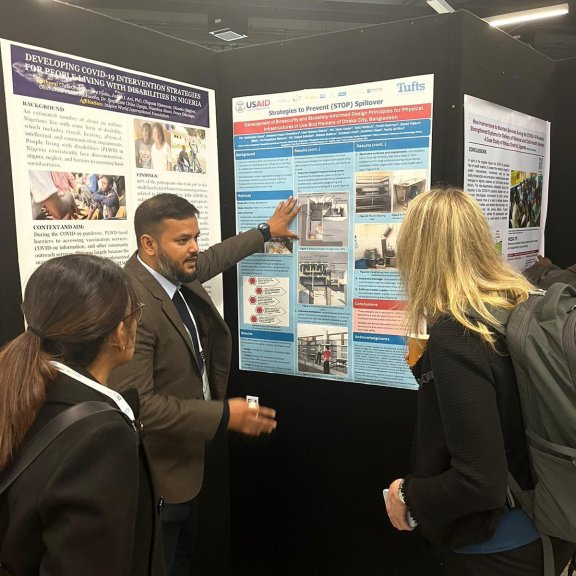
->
(51, 361, 135, 421)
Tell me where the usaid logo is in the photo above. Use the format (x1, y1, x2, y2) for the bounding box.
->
(246, 99, 271, 110)
(397, 81, 426, 93)
(235, 99, 271, 112)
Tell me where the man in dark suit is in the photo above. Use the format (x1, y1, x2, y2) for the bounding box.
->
(108, 193, 299, 576)
(524, 254, 576, 288)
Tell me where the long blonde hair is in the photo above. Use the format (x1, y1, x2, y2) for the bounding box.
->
(396, 187, 534, 345)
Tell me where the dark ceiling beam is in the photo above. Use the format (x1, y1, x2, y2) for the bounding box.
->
(56, 0, 576, 58)
(61, 0, 435, 23)
(61, 0, 576, 23)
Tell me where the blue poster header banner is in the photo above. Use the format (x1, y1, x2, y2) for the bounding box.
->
(10, 44, 210, 126)
(353, 333, 406, 346)
(237, 190, 293, 201)
(240, 330, 295, 342)
(293, 142, 354, 155)
(235, 148, 292, 160)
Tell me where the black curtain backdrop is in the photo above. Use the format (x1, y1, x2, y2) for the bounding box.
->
(0, 0, 216, 343)
(216, 15, 455, 576)
(0, 4, 570, 576)
(216, 11, 558, 576)
(547, 57, 576, 267)
(0, 3, 227, 575)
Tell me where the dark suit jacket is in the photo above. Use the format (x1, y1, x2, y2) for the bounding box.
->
(108, 228, 263, 503)
(524, 262, 576, 289)
(0, 371, 164, 576)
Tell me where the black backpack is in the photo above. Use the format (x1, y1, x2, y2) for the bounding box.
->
(487, 284, 576, 537)
(420, 284, 576, 574)
(476, 283, 576, 576)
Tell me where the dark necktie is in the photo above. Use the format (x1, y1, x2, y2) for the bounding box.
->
(172, 288, 204, 374)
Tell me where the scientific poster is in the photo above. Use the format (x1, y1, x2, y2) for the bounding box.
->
(233, 75, 433, 388)
(1, 40, 223, 308)
(464, 95, 550, 270)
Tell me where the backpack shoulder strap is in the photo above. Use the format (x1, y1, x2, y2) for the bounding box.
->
(465, 307, 509, 338)
(0, 401, 119, 496)
(467, 290, 548, 340)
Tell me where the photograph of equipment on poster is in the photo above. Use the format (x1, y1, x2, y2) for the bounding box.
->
(233, 75, 433, 388)
(1, 39, 223, 309)
(464, 95, 550, 271)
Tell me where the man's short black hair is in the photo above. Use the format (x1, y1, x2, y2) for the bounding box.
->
(134, 193, 199, 247)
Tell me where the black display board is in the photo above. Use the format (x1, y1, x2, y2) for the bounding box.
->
(215, 15, 454, 576)
(0, 4, 569, 576)
(0, 2, 227, 574)
(547, 57, 576, 268)
(217, 11, 558, 576)
(0, 0, 217, 343)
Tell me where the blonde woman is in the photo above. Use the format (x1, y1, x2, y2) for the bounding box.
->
(385, 188, 574, 575)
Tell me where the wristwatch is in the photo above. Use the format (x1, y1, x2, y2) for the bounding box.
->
(257, 222, 272, 242)
(398, 480, 406, 504)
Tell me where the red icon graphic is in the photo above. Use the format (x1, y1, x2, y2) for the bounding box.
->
(256, 306, 263, 314)
(249, 296, 256, 304)
(249, 277, 256, 285)
(256, 287, 263, 295)
(250, 315, 258, 323)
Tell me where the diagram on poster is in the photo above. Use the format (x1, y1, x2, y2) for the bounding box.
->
(233, 75, 434, 389)
(243, 275, 289, 327)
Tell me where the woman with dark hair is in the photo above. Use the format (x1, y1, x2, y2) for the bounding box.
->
(0, 254, 164, 575)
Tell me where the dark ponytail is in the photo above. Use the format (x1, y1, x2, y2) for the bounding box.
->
(0, 254, 136, 471)
(0, 331, 55, 469)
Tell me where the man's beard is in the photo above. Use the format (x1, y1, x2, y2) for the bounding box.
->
(157, 247, 197, 284)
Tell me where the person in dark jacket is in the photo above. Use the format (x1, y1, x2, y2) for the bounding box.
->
(523, 255, 576, 289)
(108, 194, 299, 576)
(92, 175, 119, 218)
(0, 254, 164, 576)
(385, 188, 574, 576)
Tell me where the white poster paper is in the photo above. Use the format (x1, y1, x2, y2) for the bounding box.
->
(233, 76, 434, 388)
(1, 40, 223, 309)
(464, 95, 550, 271)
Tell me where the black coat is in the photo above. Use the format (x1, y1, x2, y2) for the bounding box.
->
(405, 316, 532, 549)
(0, 370, 165, 575)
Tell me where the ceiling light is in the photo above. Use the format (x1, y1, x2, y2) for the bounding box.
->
(485, 3, 569, 28)
(208, 15, 248, 42)
(209, 28, 247, 41)
(426, 0, 455, 14)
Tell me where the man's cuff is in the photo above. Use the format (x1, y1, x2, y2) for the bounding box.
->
(218, 399, 230, 433)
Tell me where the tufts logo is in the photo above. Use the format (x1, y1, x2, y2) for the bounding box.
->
(235, 100, 246, 113)
(397, 81, 426, 93)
